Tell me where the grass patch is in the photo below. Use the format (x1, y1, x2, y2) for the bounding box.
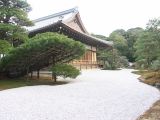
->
(137, 100, 160, 120)
(132, 70, 160, 86)
(0, 79, 28, 90)
(132, 70, 149, 75)
(0, 77, 69, 90)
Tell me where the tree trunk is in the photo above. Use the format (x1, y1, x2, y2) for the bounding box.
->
(54, 75, 57, 82)
(52, 73, 57, 82)
(26, 67, 29, 81)
(52, 56, 57, 82)
(37, 70, 40, 79)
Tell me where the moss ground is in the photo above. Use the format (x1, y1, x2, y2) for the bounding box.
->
(133, 70, 160, 120)
(0, 76, 68, 90)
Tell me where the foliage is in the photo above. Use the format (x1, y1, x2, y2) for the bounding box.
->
(98, 49, 129, 70)
(93, 28, 144, 63)
(0, 40, 12, 54)
(126, 28, 144, 62)
(51, 64, 80, 79)
(0, 32, 85, 78)
(91, 34, 109, 41)
(119, 56, 129, 68)
(151, 59, 160, 71)
(146, 18, 160, 57)
(135, 18, 160, 70)
(108, 28, 144, 62)
(134, 31, 157, 67)
(109, 31, 128, 57)
(0, 0, 33, 46)
(134, 59, 149, 69)
(146, 18, 160, 31)
(98, 49, 117, 70)
(109, 29, 127, 38)
(93, 19, 159, 70)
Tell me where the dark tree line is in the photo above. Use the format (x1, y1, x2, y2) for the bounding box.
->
(93, 18, 160, 71)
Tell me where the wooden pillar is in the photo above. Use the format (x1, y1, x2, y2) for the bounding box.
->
(80, 63, 81, 70)
(95, 47, 97, 62)
(91, 47, 93, 69)
(89, 51, 90, 69)
(31, 71, 33, 78)
(87, 51, 89, 69)
(86, 61, 87, 69)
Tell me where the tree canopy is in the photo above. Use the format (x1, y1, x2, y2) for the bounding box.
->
(91, 34, 109, 41)
(135, 18, 160, 70)
(0, 32, 85, 77)
(126, 27, 144, 62)
(51, 64, 80, 82)
(97, 49, 129, 70)
(0, 0, 33, 46)
(135, 31, 157, 66)
(109, 31, 128, 57)
(109, 29, 126, 38)
(0, 40, 11, 54)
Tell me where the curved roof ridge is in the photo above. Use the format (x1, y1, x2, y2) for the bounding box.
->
(61, 22, 113, 46)
(33, 7, 78, 23)
(75, 12, 89, 34)
(62, 12, 89, 34)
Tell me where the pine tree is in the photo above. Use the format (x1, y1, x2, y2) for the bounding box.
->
(0, 0, 33, 46)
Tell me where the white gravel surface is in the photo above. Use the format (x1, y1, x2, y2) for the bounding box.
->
(0, 69, 159, 120)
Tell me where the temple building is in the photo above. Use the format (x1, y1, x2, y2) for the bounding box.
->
(27, 8, 112, 69)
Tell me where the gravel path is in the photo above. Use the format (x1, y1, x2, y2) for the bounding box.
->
(0, 69, 159, 120)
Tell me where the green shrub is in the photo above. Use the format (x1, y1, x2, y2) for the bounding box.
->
(151, 59, 160, 71)
(51, 64, 80, 79)
(0, 40, 12, 54)
(103, 62, 117, 70)
(135, 59, 148, 69)
(119, 56, 129, 67)
(98, 49, 129, 70)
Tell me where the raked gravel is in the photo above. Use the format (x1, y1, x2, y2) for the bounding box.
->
(0, 69, 159, 120)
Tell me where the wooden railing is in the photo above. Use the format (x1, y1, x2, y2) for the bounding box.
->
(69, 60, 99, 69)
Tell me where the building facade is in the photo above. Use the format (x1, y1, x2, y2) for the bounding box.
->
(27, 8, 112, 69)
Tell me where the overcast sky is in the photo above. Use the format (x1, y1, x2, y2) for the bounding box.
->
(27, 0, 160, 37)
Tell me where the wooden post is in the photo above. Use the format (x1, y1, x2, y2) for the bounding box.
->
(91, 48, 93, 69)
(31, 71, 33, 78)
(86, 61, 87, 69)
(80, 63, 81, 70)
